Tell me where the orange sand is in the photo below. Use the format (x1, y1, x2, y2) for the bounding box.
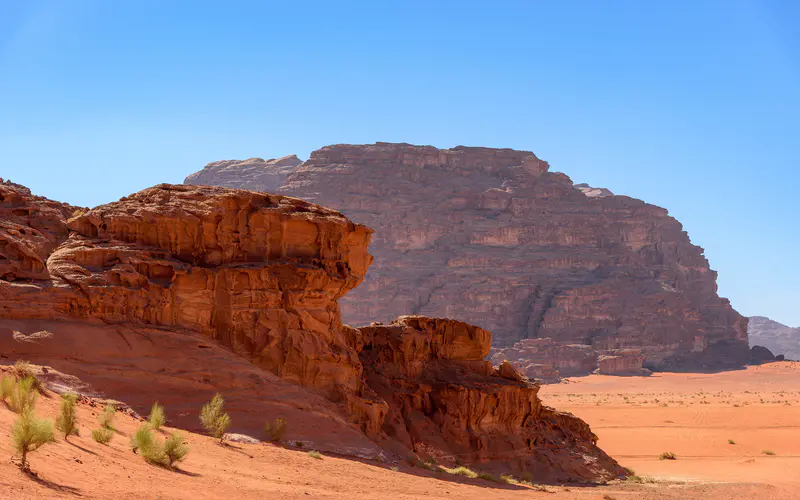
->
(1, 362, 798, 499)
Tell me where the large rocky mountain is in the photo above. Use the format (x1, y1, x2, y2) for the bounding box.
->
(186, 142, 749, 371)
(748, 316, 800, 360)
(0, 179, 623, 481)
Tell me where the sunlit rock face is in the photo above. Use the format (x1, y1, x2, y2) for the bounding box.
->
(187, 142, 749, 370)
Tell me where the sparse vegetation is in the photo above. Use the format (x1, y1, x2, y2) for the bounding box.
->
(148, 402, 166, 430)
(12, 408, 54, 470)
(264, 417, 287, 442)
(442, 465, 478, 478)
(728, 439, 736, 445)
(162, 432, 189, 467)
(0, 374, 14, 402)
(92, 427, 113, 444)
(55, 393, 79, 440)
(131, 422, 154, 453)
(99, 403, 116, 430)
(307, 450, 323, 460)
(9, 376, 37, 413)
(659, 451, 677, 460)
(499, 474, 518, 485)
(200, 393, 230, 443)
(763, 450, 776, 456)
(477, 471, 500, 482)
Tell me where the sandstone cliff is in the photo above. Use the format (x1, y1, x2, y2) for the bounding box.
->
(186, 142, 749, 370)
(748, 316, 800, 360)
(0, 181, 623, 482)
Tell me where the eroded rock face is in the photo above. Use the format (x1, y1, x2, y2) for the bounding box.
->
(595, 350, 651, 376)
(185, 155, 303, 193)
(748, 316, 799, 360)
(0, 181, 622, 481)
(356, 316, 624, 481)
(186, 142, 749, 370)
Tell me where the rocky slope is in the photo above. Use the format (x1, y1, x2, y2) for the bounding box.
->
(186, 142, 749, 370)
(748, 316, 800, 360)
(0, 181, 623, 482)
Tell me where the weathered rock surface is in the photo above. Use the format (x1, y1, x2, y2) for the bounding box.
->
(748, 316, 799, 360)
(186, 142, 749, 370)
(490, 338, 651, 381)
(0, 181, 623, 481)
(185, 155, 303, 193)
(748, 345, 777, 365)
(356, 316, 624, 481)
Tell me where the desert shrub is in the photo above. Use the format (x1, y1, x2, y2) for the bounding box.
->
(264, 417, 287, 442)
(659, 452, 677, 460)
(162, 432, 189, 467)
(98, 403, 116, 430)
(9, 376, 38, 413)
(499, 474, 518, 484)
(92, 427, 113, 444)
(763, 450, 776, 456)
(442, 465, 478, 478)
(728, 439, 736, 445)
(55, 393, 79, 439)
(307, 450, 323, 460)
(477, 471, 500, 482)
(12, 408, 54, 469)
(148, 402, 166, 430)
(200, 393, 230, 442)
(131, 422, 155, 451)
(0, 375, 14, 401)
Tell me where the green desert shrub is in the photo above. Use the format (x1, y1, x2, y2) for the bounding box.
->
(0, 374, 14, 401)
(98, 403, 116, 430)
(162, 432, 189, 467)
(55, 393, 79, 439)
(200, 393, 230, 442)
(307, 450, 323, 460)
(763, 450, 776, 456)
(442, 465, 478, 478)
(148, 402, 166, 430)
(9, 376, 37, 413)
(131, 422, 155, 453)
(92, 427, 113, 444)
(728, 439, 736, 445)
(477, 471, 501, 482)
(12, 408, 55, 469)
(659, 451, 677, 460)
(264, 417, 287, 442)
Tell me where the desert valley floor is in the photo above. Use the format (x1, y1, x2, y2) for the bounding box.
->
(1, 362, 797, 500)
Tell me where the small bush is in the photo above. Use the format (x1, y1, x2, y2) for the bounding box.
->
(162, 432, 189, 467)
(131, 422, 154, 453)
(763, 450, 776, 456)
(265, 417, 287, 442)
(307, 450, 323, 460)
(200, 393, 230, 443)
(148, 402, 166, 430)
(728, 439, 736, 445)
(92, 427, 113, 444)
(1, 375, 14, 401)
(9, 376, 37, 413)
(499, 474, 519, 484)
(659, 452, 677, 460)
(55, 393, 79, 440)
(12, 408, 54, 469)
(98, 404, 116, 430)
(478, 472, 500, 482)
(442, 466, 478, 478)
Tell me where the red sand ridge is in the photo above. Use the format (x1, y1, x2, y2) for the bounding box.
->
(186, 142, 749, 371)
(0, 182, 623, 482)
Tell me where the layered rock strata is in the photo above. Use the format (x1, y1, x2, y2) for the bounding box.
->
(0, 181, 623, 481)
(186, 142, 750, 370)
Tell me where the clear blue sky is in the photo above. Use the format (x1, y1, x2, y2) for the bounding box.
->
(1, 1, 798, 326)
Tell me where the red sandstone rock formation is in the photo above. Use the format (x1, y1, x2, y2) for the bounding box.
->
(0, 181, 623, 482)
(595, 349, 651, 376)
(356, 316, 623, 481)
(185, 142, 749, 370)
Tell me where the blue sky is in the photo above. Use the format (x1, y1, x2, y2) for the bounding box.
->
(1, 1, 798, 326)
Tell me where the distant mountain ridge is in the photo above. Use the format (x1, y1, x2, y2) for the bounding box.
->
(748, 316, 800, 360)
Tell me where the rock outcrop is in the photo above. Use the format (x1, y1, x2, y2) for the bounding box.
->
(748, 316, 799, 360)
(185, 155, 303, 193)
(490, 338, 650, 381)
(355, 316, 623, 480)
(748, 345, 777, 365)
(186, 142, 750, 371)
(0, 181, 623, 482)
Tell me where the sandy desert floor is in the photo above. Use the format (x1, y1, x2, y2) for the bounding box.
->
(1, 362, 798, 499)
